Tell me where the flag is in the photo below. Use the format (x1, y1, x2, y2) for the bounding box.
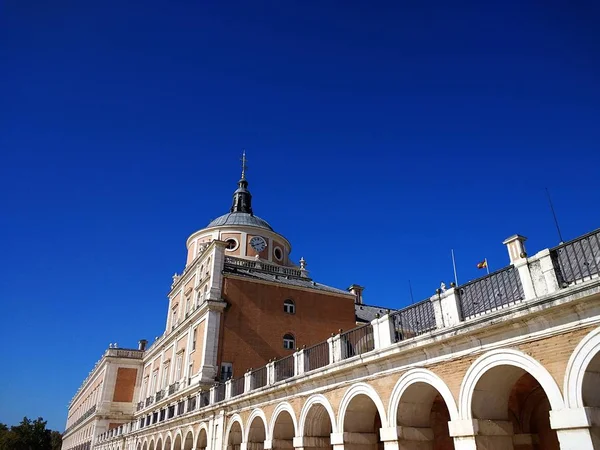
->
(477, 259, 487, 269)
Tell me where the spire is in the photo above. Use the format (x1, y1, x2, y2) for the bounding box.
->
(241, 149, 247, 179)
(230, 151, 253, 214)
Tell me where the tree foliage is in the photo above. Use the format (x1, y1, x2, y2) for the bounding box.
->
(0, 417, 62, 450)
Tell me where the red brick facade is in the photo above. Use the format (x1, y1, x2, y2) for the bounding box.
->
(217, 276, 357, 377)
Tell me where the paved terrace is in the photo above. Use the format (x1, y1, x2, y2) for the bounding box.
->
(96, 229, 600, 450)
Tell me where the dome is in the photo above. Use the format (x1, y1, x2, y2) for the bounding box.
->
(206, 212, 273, 231)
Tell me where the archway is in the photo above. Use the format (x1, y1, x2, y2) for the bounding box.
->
(226, 417, 244, 450)
(338, 384, 386, 450)
(196, 427, 208, 450)
(149, 440, 155, 450)
(388, 369, 457, 450)
(156, 438, 163, 450)
(183, 431, 194, 450)
(173, 433, 182, 450)
(461, 350, 564, 450)
(246, 410, 268, 450)
(270, 403, 297, 450)
(564, 326, 600, 447)
(300, 396, 336, 450)
(164, 435, 172, 450)
(142, 442, 148, 450)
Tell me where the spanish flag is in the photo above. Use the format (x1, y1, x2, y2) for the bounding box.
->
(477, 259, 488, 269)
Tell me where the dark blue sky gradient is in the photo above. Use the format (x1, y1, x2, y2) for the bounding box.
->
(1, 1, 599, 430)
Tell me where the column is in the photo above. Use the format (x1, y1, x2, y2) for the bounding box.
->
(266, 362, 275, 386)
(244, 371, 252, 393)
(550, 407, 598, 450)
(294, 349, 305, 376)
(449, 419, 513, 450)
(437, 288, 463, 327)
(503, 235, 536, 300)
(371, 315, 395, 350)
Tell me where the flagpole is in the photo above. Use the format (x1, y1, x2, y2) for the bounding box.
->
(485, 258, 490, 275)
(408, 280, 414, 304)
(451, 249, 459, 286)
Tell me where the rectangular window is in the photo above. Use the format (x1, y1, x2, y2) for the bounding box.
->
(188, 362, 194, 378)
(150, 370, 158, 394)
(142, 377, 148, 400)
(220, 362, 233, 381)
(192, 327, 197, 350)
(175, 354, 183, 380)
(162, 364, 169, 389)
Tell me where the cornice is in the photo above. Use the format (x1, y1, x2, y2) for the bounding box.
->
(222, 273, 355, 299)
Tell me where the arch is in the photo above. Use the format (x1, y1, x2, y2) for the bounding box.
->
(564, 326, 600, 408)
(142, 439, 148, 450)
(195, 424, 209, 450)
(164, 433, 173, 450)
(155, 436, 163, 450)
(269, 402, 298, 444)
(283, 333, 295, 350)
(245, 408, 268, 447)
(299, 394, 338, 436)
(387, 368, 459, 427)
(149, 439, 155, 450)
(337, 382, 387, 433)
(183, 429, 194, 450)
(283, 299, 295, 314)
(173, 431, 183, 450)
(459, 348, 565, 420)
(225, 414, 244, 450)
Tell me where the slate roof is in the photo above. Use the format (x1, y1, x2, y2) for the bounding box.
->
(222, 265, 352, 295)
(207, 212, 273, 231)
(355, 303, 396, 323)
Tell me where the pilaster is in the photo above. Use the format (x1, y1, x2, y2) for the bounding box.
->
(330, 334, 343, 363)
(437, 288, 463, 327)
(294, 349, 305, 376)
(266, 362, 275, 386)
(371, 314, 394, 349)
(244, 371, 252, 393)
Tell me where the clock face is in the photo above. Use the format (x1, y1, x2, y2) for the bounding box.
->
(249, 236, 267, 253)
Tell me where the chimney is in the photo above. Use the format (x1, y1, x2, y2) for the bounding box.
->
(348, 284, 365, 304)
(138, 339, 148, 351)
(503, 235, 528, 264)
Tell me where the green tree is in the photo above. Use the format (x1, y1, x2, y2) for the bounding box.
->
(50, 431, 62, 450)
(0, 417, 62, 450)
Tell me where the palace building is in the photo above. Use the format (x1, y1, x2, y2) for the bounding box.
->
(61, 161, 386, 450)
(62, 161, 600, 450)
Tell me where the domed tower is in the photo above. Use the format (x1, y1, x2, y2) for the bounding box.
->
(184, 152, 292, 268)
(157, 154, 359, 388)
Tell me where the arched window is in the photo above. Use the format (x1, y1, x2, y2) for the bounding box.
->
(283, 333, 295, 350)
(283, 299, 295, 314)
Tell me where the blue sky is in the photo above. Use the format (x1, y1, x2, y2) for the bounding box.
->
(1, 1, 599, 431)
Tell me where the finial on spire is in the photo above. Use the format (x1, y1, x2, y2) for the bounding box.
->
(241, 150, 247, 179)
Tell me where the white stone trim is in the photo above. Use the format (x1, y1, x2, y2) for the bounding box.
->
(336, 382, 387, 433)
(173, 429, 183, 448)
(268, 401, 298, 441)
(387, 368, 459, 428)
(224, 414, 244, 446)
(563, 326, 600, 409)
(298, 394, 338, 435)
(458, 348, 565, 420)
(182, 426, 194, 449)
(194, 422, 209, 449)
(224, 237, 240, 252)
(244, 408, 268, 443)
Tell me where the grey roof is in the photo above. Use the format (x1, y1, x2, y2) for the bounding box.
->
(207, 212, 273, 231)
(222, 266, 351, 295)
(355, 303, 395, 323)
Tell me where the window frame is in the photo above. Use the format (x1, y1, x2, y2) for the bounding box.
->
(283, 333, 295, 350)
(283, 299, 295, 314)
